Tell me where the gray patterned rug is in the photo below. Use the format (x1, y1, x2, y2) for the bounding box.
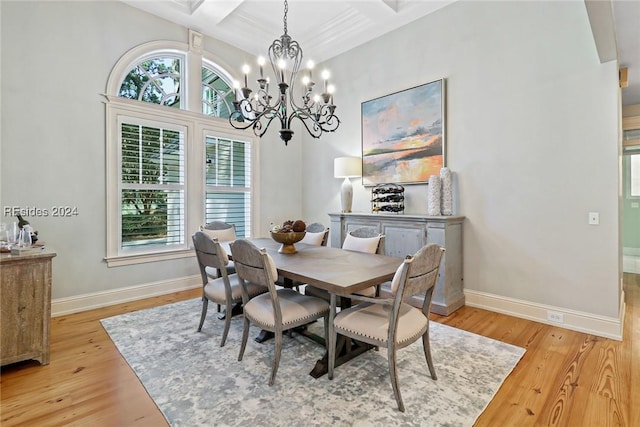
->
(101, 298, 525, 427)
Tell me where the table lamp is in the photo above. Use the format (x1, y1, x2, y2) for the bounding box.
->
(334, 157, 362, 213)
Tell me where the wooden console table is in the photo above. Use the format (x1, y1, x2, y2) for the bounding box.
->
(329, 213, 464, 315)
(1, 248, 56, 366)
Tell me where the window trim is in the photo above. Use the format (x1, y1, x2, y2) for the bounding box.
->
(105, 96, 258, 267)
(106, 41, 188, 100)
(105, 40, 256, 267)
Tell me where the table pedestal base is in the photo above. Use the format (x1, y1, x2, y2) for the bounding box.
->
(309, 336, 374, 379)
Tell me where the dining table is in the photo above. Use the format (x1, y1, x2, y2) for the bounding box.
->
(224, 237, 403, 378)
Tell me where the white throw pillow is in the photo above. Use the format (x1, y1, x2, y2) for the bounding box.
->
(301, 231, 325, 246)
(201, 226, 236, 242)
(342, 234, 380, 254)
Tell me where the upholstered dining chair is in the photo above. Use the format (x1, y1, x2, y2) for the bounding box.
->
(201, 221, 238, 313)
(202, 221, 237, 277)
(300, 222, 330, 247)
(327, 243, 445, 412)
(230, 238, 330, 386)
(305, 227, 384, 300)
(289, 223, 330, 292)
(192, 231, 267, 347)
(343, 227, 385, 255)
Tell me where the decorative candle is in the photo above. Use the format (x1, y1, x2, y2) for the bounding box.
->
(321, 69, 330, 93)
(307, 60, 314, 81)
(327, 84, 335, 105)
(241, 64, 250, 88)
(277, 59, 286, 83)
(258, 57, 265, 79)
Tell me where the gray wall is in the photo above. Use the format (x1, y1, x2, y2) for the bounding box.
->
(0, 1, 302, 300)
(302, 0, 621, 318)
(1, 1, 621, 321)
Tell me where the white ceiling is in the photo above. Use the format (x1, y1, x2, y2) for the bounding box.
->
(122, 0, 640, 106)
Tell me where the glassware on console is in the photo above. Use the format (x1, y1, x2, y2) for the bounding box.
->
(4, 222, 19, 247)
(18, 225, 32, 248)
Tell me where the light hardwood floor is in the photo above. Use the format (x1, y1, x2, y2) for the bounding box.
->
(1, 274, 638, 426)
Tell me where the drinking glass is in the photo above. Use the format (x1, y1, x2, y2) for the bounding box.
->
(4, 222, 19, 246)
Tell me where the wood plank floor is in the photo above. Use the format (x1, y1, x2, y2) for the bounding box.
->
(1, 274, 638, 426)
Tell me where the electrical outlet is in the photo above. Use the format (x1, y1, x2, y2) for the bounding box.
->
(547, 310, 564, 323)
(588, 212, 599, 225)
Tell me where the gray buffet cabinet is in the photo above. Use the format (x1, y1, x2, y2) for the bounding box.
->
(328, 213, 464, 316)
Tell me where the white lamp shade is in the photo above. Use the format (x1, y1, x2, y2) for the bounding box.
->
(334, 157, 362, 178)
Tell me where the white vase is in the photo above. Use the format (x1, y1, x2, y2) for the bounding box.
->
(428, 175, 441, 216)
(440, 167, 453, 216)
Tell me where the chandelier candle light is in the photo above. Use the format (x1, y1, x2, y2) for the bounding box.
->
(229, 0, 340, 145)
(334, 157, 362, 213)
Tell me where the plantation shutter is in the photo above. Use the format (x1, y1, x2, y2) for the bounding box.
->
(205, 136, 251, 237)
(120, 119, 186, 251)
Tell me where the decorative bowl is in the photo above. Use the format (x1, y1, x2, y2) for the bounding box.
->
(270, 231, 306, 254)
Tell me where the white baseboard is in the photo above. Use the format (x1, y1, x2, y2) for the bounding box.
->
(52, 275, 201, 317)
(464, 289, 624, 341)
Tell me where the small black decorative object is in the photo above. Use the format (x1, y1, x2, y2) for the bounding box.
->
(371, 183, 404, 214)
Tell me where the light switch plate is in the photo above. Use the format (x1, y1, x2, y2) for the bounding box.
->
(588, 212, 599, 225)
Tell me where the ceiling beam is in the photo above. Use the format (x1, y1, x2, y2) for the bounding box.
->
(194, 0, 245, 25)
(347, 0, 399, 20)
(382, 0, 398, 13)
(584, 0, 617, 63)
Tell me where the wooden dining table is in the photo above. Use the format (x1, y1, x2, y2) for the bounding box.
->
(225, 237, 403, 378)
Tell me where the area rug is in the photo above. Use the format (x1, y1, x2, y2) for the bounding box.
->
(101, 298, 525, 427)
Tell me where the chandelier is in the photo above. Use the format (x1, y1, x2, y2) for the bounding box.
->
(228, 0, 340, 145)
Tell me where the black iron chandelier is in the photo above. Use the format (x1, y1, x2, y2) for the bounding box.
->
(228, 0, 340, 145)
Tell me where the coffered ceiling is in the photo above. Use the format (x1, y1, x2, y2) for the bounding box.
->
(121, 0, 640, 106)
(120, 0, 455, 64)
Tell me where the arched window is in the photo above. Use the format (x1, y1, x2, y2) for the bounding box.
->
(119, 55, 182, 108)
(104, 37, 256, 266)
(202, 62, 235, 118)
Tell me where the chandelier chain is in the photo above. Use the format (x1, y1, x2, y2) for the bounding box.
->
(283, 0, 288, 35)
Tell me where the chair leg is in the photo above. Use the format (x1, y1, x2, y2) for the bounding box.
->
(238, 317, 250, 361)
(422, 329, 437, 380)
(220, 305, 232, 347)
(323, 315, 329, 350)
(328, 295, 336, 380)
(388, 345, 405, 412)
(198, 298, 209, 332)
(269, 331, 283, 386)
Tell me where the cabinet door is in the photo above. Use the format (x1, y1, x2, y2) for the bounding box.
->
(1, 264, 45, 362)
(344, 221, 380, 239)
(382, 223, 426, 258)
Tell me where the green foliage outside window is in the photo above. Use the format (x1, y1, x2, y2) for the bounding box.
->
(121, 124, 183, 245)
(119, 57, 181, 108)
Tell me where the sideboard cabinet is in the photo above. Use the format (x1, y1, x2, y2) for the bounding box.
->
(328, 213, 464, 315)
(1, 248, 56, 366)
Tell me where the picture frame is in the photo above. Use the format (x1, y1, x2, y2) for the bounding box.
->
(361, 78, 445, 185)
